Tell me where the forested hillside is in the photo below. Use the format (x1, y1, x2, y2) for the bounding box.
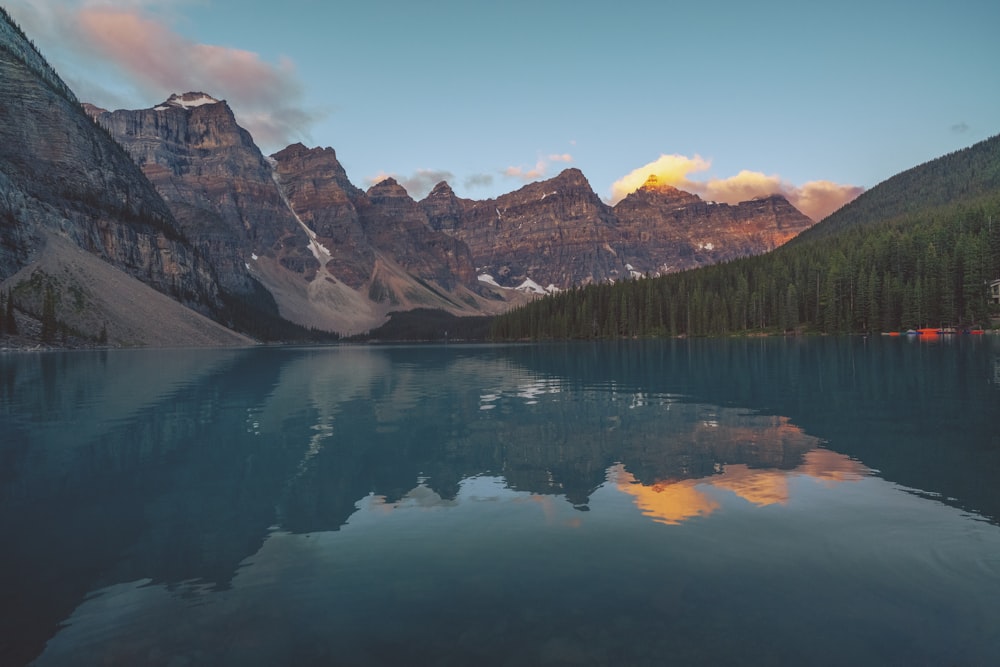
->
(492, 135, 1000, 339)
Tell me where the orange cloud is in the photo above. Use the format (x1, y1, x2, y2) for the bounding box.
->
(610, 154, 863, 222)
(505, 160, 548, 181)
(791, 180, 866, 221)
(365, 171, 395, 188)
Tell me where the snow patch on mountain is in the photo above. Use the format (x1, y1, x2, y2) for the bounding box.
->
(478, 274, 559, 295)
(165, 92, 220, 109)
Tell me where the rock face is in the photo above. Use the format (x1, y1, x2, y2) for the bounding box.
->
(87, 93, 313, 296)
(268, 146, 485, 326)
(421, 170, 816, 291)
(0, 11, 221, 321)
(613, 174, 815, 274)
(358, 178, 477, 289)
(92, 103, 499, 335)
(424, 169, 624, 290)
(270, 143, 371, 288)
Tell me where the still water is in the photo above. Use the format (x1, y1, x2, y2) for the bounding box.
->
(1, 338, 999, 666)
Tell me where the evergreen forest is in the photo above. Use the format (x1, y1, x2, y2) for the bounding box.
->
(491, 134, 1000, 340)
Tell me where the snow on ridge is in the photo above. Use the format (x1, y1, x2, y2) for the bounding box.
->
(515, 278, 550, 295)
(167, 93, 220, 109)
(268, 166, 330, 263)
(478, 274, 560, 295)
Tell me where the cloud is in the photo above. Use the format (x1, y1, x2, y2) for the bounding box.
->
(609, 154, 711, 202)
(464, 173, 495, 189)
(505, 160, 548, 181)
(399, 169, 455, 199)
(5, 0, 320, 151)
(504, 153, 575, 183)
(610, 154, 863, 222)
(951, 122, 970, 134)
(790, 180, 866, 221)
(363, 169, 455, 199)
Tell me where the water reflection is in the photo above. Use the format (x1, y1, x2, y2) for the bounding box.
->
(612, 448, 868, 526)
(1, 338, 999, 665)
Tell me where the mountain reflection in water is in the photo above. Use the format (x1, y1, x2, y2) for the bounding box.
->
(1, 338, 998, 666)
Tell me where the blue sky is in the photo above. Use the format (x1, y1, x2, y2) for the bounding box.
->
(5, 0, 999, 219)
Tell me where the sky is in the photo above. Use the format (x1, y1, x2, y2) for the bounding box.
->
(5, 0, 999, 221)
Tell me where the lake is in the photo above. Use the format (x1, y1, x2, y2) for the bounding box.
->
(1, 337, 999, 666)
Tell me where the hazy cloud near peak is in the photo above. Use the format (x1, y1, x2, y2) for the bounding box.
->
(400, 169, 456, 199)
(610, 154, 863, 222)
(504, 153, 575, 183)
(364, 169, 456, 199)
(5, 0, 322, 152)
(463, 173, 495, 189)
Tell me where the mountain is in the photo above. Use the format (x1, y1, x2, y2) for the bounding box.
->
(269, 144, 507, 334)
(794, 133, 1000, 241)
(0, 9, 246, 347)
(85, 93, 311, 298)
(2, 5, 822, 344)
(492, 133, 1000, 339)
(109, 97, 817, 327)
(422, 168, 813, 292)
(613, 175, 814, 274)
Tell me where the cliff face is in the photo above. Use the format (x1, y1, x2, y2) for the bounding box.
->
(421, 170, 815, 290)
(359, 178, 477, 289)
(425, 168, 625, 290)
(0, 15, 221, 318)
(612, 175, 816, 274)
(88, 93, 313, 295)
(270, 143, 372, 289)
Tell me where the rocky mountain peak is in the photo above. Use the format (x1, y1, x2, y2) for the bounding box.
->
(367, 177, 409, 199)
(427, 181, 455, 198)
(553, 167, 589, 184)
(272, 142, 313, 161)
(634, 174, 702, 203)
